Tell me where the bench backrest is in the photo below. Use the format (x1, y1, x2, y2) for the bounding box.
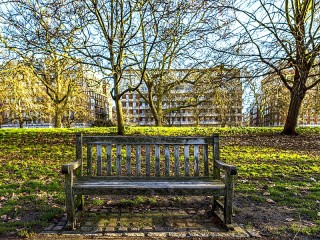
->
(76, 134, 220, 179)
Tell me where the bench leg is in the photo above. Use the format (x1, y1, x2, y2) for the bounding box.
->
(65, 174, 76, 230)
(224, 173, 235, 225)
(76, 195, 85, 210)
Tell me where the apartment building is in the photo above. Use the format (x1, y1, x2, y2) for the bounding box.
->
(249, 72, 320, 127)
(121, 68, 243, 127)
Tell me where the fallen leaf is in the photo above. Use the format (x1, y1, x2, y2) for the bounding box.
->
(263, 192, 271, 196)
(266, 198, 276, 204)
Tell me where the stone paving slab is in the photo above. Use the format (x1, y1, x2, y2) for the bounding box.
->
(40, 206, 258, 238)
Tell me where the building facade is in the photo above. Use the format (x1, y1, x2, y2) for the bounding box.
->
(121, 68, 243, 127)
(249, 72, 320, 127)
(0, 62, 113, 128)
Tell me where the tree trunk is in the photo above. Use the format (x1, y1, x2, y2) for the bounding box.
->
(154, 108, 163, 126)
(19, 120, 24, 128)
(281, 91, 305, 135)
(54, 104, 63, 128)
(115, 97, 125, 135)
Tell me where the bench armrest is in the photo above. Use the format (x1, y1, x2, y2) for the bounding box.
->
(62, 159, 82, 174)
(215, 160, 237, 175)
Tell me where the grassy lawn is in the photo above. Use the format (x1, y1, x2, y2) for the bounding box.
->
(0, 126, 319, 238)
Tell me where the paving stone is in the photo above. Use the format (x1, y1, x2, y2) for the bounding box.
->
(57, 221, 67, 226)
(105, 226, 115, 232)
(142, 226, 153, 231)
(43, 224, 55, 231)
(123, 233, 145, 237)
(168, 232, 187, 237)
(147, 232, 169, 237)
(188, 231, 211, 237)
(80, 226, 93, 232)
(104, 233, 123, 237)
(129, 227, 140, 231)
(52, 225, 64, 231)
(84, 221, 94, 226)
(92, 227, 103, 232)
(117, 226, 127, 232)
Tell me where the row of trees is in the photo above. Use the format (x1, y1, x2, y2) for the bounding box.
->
(1, 0, 320, 135)
(0, 61, 94, 128)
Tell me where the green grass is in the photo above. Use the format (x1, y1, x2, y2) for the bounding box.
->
(0, 126, 319, 237)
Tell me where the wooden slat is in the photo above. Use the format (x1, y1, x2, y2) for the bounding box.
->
(136, 145, 141, 176)
(184, 145, 190, 177)
(106, 144, 112, 176)
(194, 145, 199, 177)
(76, 133, 83, 175)
(145, 145, 151, 177)
(203, 145, 209, 177)
(87, 144, 92, 176)
(174, 145, 180, 177)
(73, 179, 225, 196)
(96, 144, 102, 176)
(213, 136, 220, 179)
(116, 145, 122, 176)
(126, 145, 132, 176)
(164, 145, 170, 177)
(155, 145, 160, 177)
(82, 136, 212, 145)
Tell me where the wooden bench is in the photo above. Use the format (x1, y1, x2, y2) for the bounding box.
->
(62, 133, 237, 229)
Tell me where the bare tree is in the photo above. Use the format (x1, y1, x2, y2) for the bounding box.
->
(72, 0, 157, 134)
(129, 1, 232, 126)
(224, 0, 320, 135)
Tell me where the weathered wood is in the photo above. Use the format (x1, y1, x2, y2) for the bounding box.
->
(64, 171, 75, 229)
(106, 145, 112, 176)
(62, 159, 82, 174)
(145, 145, 151, 177)
(184, 145, 190, 177)
(224, 172, 235, 224)
(75, 133, 83, 176)
(96, 144, 102, 176)
(164, 145, 170, 177)
(136, 145, 141, 176)
(213, 136, 220, 179)
(82, 136, 212, 145)
(116, 145, 122, 176)
(63, 134, 237, 229)
(194, 145, 199, 177)
(73, 179, 225, 196)
(203, 145, 209, 177)
(87, 144, 92, 176)
(174, 145, 180, 177)
(126, 145, 132, 176)
(155, 145, 160, 177)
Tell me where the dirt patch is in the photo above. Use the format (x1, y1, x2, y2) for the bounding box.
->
(222, 134, 320, 155)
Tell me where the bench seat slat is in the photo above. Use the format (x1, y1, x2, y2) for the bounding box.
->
(73, 179, 225, 196)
